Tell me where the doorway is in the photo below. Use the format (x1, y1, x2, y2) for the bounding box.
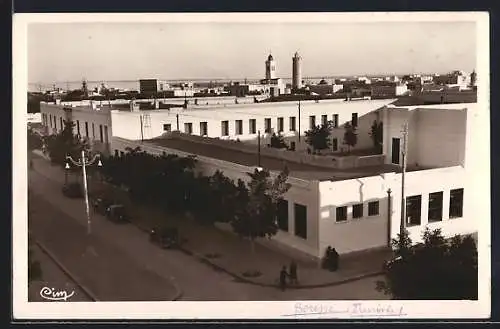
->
(391, 138, 400, 164)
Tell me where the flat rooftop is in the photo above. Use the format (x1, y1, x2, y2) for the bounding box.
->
(145, 137, 402, 182)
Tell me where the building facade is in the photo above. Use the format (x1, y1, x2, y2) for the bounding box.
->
(109, 102, 480, 259)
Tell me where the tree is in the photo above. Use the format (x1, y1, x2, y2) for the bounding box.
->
(369, 120, 383, 154)
(27, 128, 43, 151)
(305, 123, 331, 153)
(231, 167, 291, 253)
(342, 122, 358, 153)
(45, 119, 89, 169)
(269, 133, 287, 149)
(376, 228, 478, 300)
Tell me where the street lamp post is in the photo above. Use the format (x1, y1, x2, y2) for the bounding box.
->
(66, 149, 102, 235)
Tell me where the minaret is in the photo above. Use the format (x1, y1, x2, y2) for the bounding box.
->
(265, 53, 277, 80)
(292, 52, 302, 92)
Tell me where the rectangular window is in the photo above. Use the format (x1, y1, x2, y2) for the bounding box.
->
(428, 192, 444, 222)
(368, 201, 380, 216)
(163, 123, 172, 132)
(76, 120, 81, 136)
(336, 206, 347, 222)
(289, 116, 296, 131)
(332, 114, 339, 128)
(309, 115, 316, 129)
(277, 199, 289, 231)
(353, 203, 364, 219)
(352, 113, 358, 127)
(104, 126, 109, 143)
(221, 120, 229, 136)
(99, 124, 103, 142)
(392, 138, 400, 164)
(321, 114, 328, 126)
(277, 117, 284, 132)
(294, 203, 307, 239)
(184, 122, 193, 134)
(249, 119, 256, 134)
(200, 122, 208, 136)
(264, 118, 272, 133)
(332, 138, 338, 151)
(85, 122, 89, 137)
(235, 120, 243, 135)
(449, 188, 464, 218)
(92, 123, 95, 138)
(406, 195, 422, 226)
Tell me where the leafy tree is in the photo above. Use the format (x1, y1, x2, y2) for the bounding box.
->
(231, 167, 291, 253)
(45, 119, 89, 169)
(305, 123, 331, 153)
(342, 122, 358, 153)
(269, 133, 287, 149)
(27, 128, 43, 151)
(376, 228, 478, 300)
(369, 120, 383, 154)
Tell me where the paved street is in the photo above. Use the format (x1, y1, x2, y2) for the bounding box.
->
(29, 243, 92, 302)
(28, 155, 389, 301)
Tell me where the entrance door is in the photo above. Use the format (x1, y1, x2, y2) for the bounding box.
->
(391, 138, 400, 164)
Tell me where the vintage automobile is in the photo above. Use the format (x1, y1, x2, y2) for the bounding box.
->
(61, 182, 84, 199)
(105, 204, 130, 223)
(92, 197, 114, 215)
(149, 227, 180, 249)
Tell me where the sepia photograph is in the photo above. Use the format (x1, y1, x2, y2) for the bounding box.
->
(13, 12, 490, 319)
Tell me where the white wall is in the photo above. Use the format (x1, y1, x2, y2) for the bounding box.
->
(110, 99, 394, 151)
(383, 104, 469, 169)
(318, 165, 475, 255)
(319, 175, 391, 255)
(40, 103, 113, 154)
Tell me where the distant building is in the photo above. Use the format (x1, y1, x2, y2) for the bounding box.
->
(259, 53, 286, 96)
(371, 82, 409, 98)
(265, 53, 277, 80)
(139, 79, 170, 95)
(292, 52, 303, 92)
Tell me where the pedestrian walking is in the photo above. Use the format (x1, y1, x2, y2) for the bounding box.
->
(289, 260, 298, 285)
(279, 265, 288, 291)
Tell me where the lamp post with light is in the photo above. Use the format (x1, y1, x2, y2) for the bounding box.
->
(65, 149, 102, 235)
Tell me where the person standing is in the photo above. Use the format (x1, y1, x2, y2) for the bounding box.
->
(279, 265, 288, 291)
(289, 260, 298, 285)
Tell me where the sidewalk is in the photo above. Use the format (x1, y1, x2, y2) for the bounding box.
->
(31, 150, 392, 289)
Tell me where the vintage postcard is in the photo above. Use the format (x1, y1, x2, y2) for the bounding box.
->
(13, 12, 490, 319)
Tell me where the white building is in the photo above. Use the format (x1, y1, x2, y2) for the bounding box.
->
(39, 96, 480, 259)
(110, 102, 479, 259)
(110, 98, 396, 153)
(40, 100, 113, 155)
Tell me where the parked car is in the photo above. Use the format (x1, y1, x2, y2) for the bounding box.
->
(92, 197, 114, 215)
(62, 182, 83, 199)
(105, 204, 130, 223)
(149, 227, 180, 249)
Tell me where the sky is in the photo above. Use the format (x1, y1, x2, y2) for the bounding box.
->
(28, 21, 476, 84)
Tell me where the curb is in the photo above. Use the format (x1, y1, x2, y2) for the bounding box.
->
(129, 220, 384, 290)
(32, 237, 99, 301)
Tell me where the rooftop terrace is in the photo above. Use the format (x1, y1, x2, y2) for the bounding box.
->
(146, 137, 405, 182)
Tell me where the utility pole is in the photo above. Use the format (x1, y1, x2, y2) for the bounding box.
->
(400, 123, 408, 241)
(257, 130, 261, 167)
(176, 114, 180, 131)
(298, 99, 301, 143)
(140, 114, 144, 142)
